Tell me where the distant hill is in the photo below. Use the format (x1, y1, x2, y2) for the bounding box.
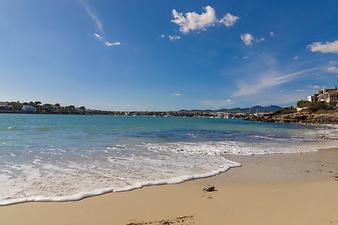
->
(179, 105, 282, 113)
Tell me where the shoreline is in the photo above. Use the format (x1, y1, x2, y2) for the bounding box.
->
(1, 112, 337, 126)
(0, 160, 241, 207)
(1, 148, 337, 225)
(1, 146, 336, 207)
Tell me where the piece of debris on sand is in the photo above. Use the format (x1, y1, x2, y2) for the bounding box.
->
(203, 186, 217, 192)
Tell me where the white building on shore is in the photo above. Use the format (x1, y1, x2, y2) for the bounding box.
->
(308, 87, 338, 104)
(21, 105, 37, 113)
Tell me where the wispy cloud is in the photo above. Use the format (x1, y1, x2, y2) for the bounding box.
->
(308, 40, 338, 54)
(255, 37, 265, 43)
(245, 91, 312, 106)
(234, 68, 319, 97)
(325, 60, 338, 74)
(168, 35, 181, 41)
(309, 85, 322, 89)
(293, 55, 300, 60)
(170, 92, 183, 97)
(327, 66, 338, 73)
(82, 1, 104, 35)
(104, 41, 121, 47)
(161, 34, 181, 41)
(80, 0, 121, 47)
(171, 6, 239, 33)
(201, 99, 233, 109)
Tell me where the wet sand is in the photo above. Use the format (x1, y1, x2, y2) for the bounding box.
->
(0, 149, 337, 225)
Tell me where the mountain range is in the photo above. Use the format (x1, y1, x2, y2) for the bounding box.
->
(179, 105, 282, 113)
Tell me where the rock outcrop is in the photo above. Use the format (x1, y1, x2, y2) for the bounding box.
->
(245, 112, 338, 125)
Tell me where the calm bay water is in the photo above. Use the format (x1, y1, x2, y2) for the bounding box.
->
(0, 114, 337, 205)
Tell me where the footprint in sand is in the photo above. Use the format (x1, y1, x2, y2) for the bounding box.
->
(126, 215, 194, 225)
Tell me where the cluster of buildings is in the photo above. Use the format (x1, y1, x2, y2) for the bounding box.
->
(0, 102, 37, 113)
(307, 87, 338, 104)
(0, 102, 13, 112)
(0, 102, 86, 114)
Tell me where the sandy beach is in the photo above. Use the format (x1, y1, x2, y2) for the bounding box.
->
(0, 148, 337, 225)
(1, 0, 338, 224)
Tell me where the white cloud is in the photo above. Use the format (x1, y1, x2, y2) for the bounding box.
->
(171, 6, 217, 33)
(168, 35, 181, 41)
(104, 41, 121, 47)
(308, 40, 338, 54)
(269, 31, 274, 37)
(234, 68, 319, 97)
(293, 56, 299, 60)
(171, 6, 240, 34)
(93, 33, 103, 40)
(220, 13, 239, 27)
(170, 93, 183, 97)
(241, 33, 254, 45)
(326, 66, 338, 73)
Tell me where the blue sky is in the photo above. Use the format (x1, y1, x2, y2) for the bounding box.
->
(0, 0, 337, 110)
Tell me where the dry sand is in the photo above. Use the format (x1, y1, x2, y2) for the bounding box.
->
(0, 149, 337, 225)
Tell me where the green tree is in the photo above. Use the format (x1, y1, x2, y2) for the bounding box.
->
(297, 100, 311, 108)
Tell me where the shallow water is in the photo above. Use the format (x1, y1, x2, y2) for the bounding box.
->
(0, 114, 337, 205)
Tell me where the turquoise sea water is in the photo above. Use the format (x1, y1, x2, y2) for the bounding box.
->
(0, 114, 337, 205)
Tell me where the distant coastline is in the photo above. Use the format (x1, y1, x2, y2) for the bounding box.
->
(1, 100, 337, 124)
(0, 101, 281, 116)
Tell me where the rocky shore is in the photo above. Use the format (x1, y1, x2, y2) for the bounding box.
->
(244, 111, 338, 125)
